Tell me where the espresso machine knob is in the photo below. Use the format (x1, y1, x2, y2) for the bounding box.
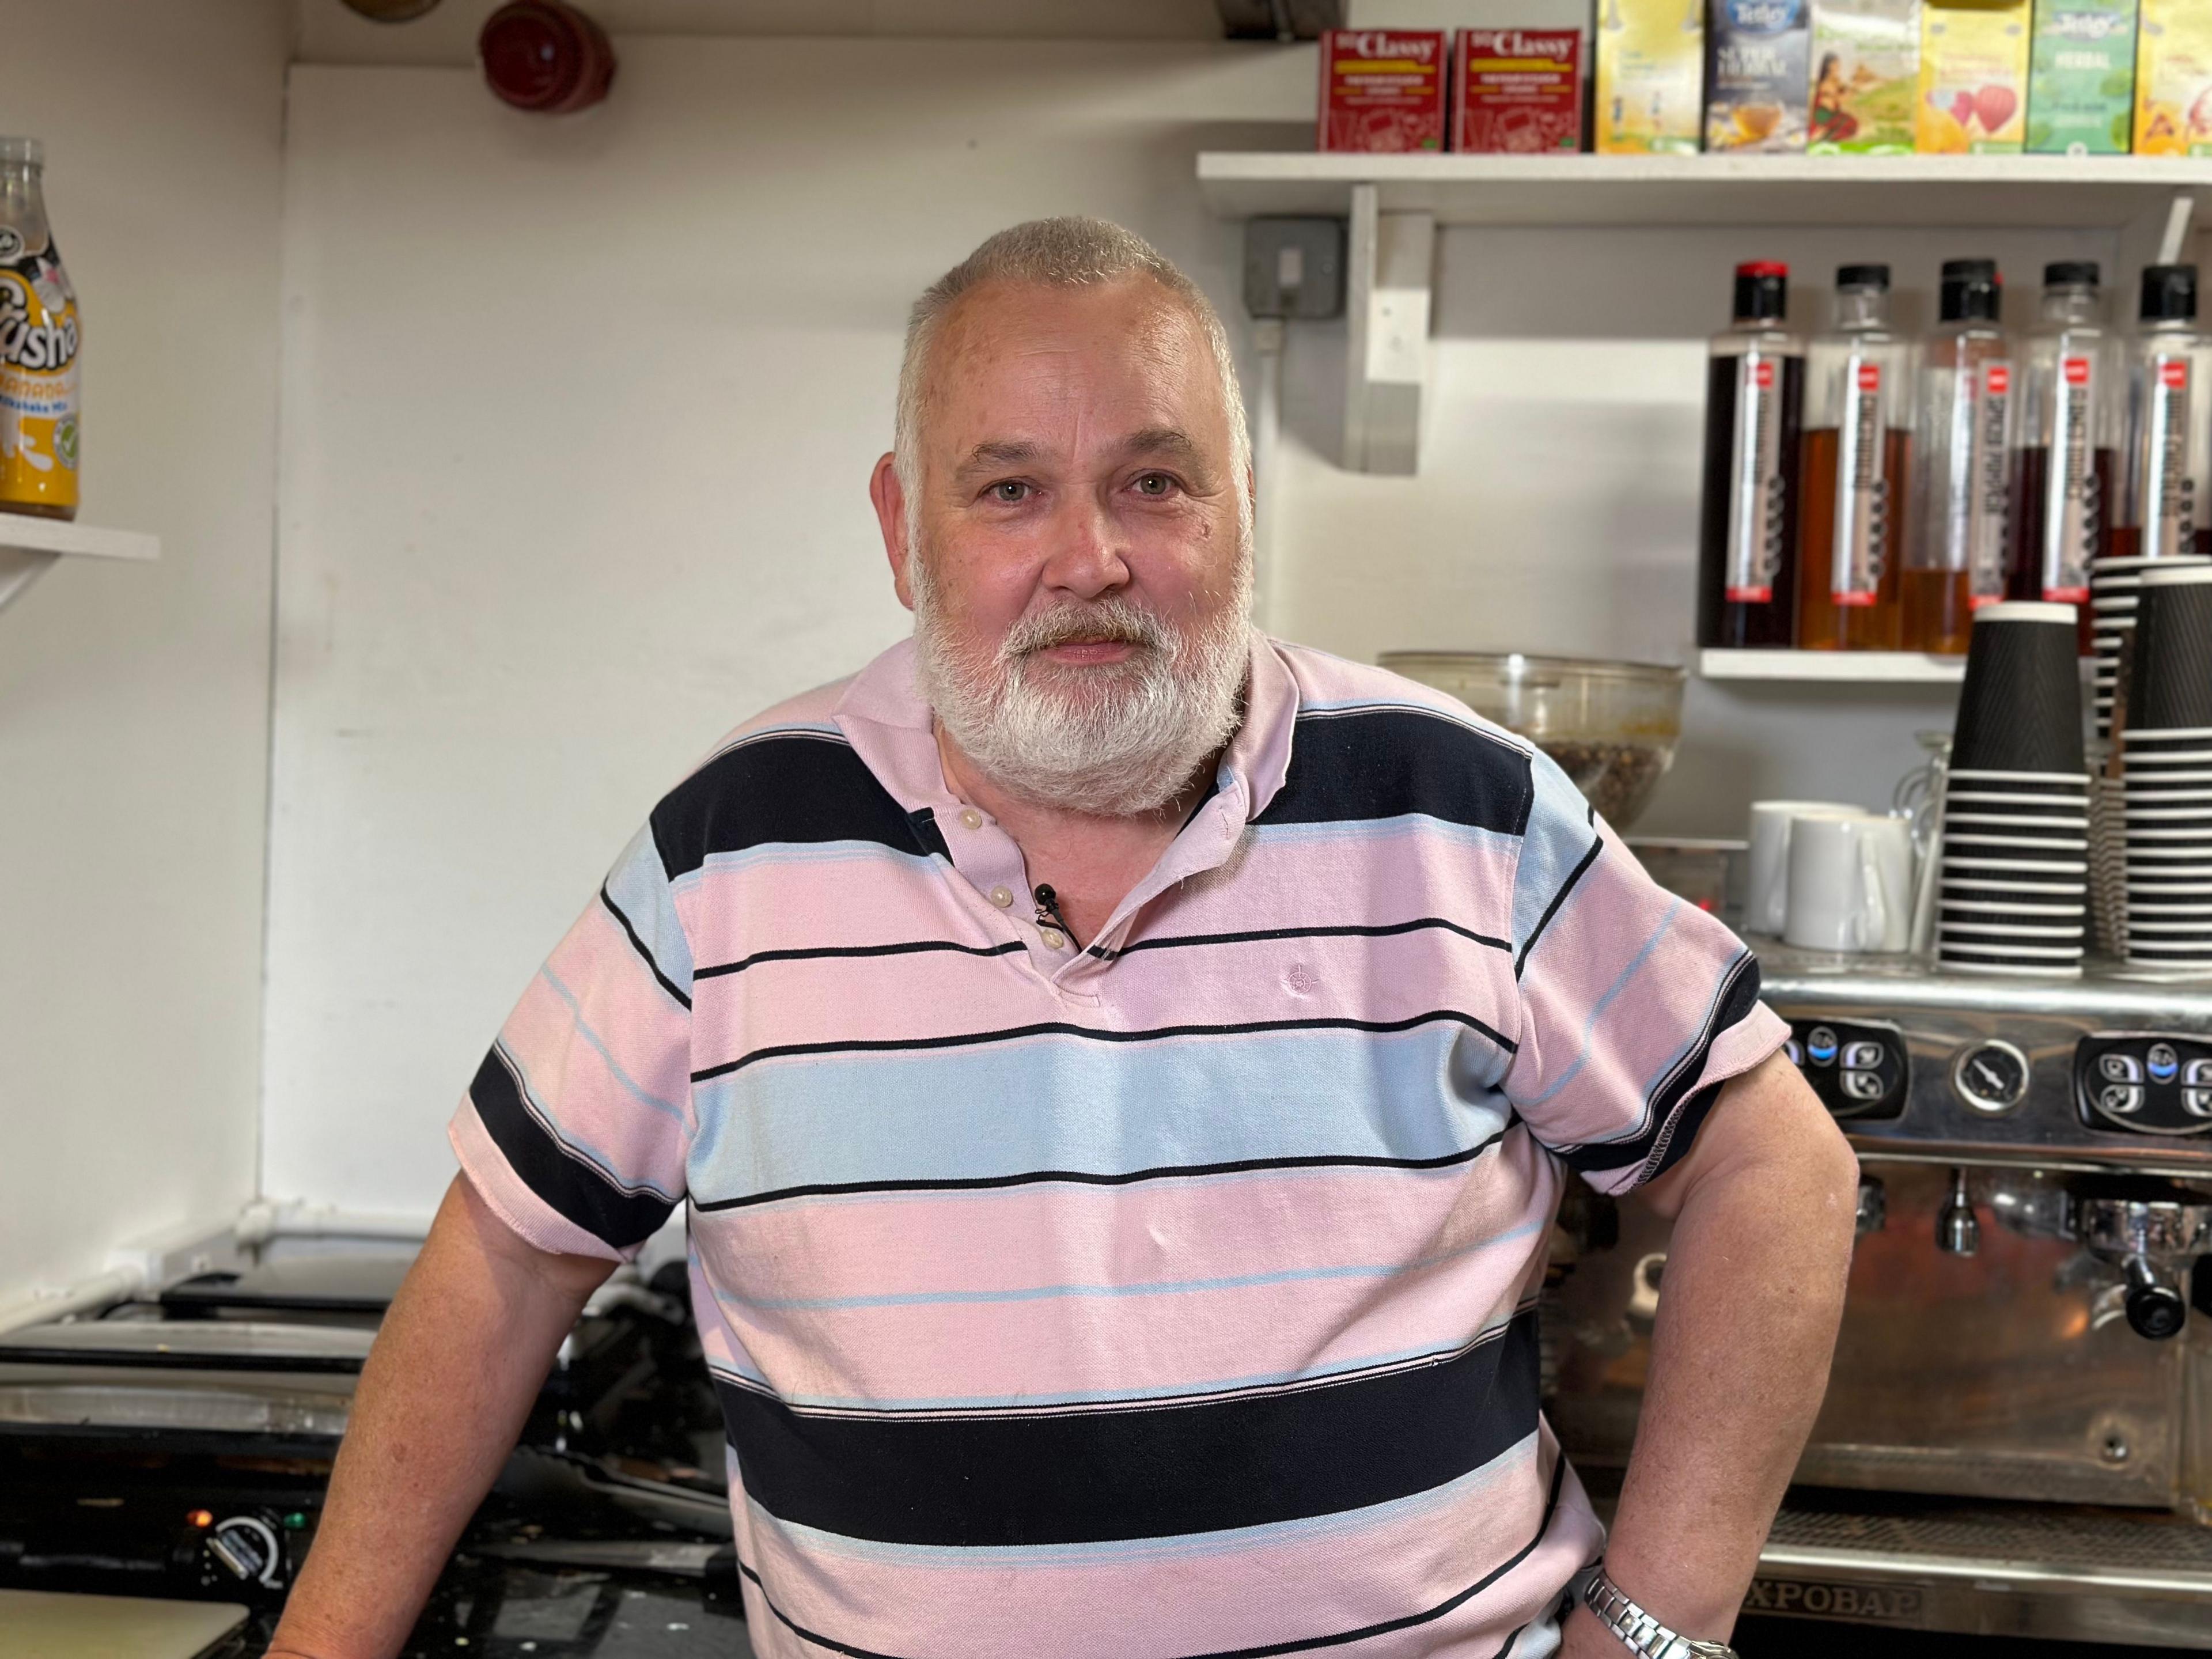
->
(1936, 1168, 1979, 1256)
(2122, 1258, 2188, 1341)
(1855, 1175, 1886, 1236)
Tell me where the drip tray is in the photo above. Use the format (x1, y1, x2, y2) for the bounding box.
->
(1749, 1491, 2212, 1649)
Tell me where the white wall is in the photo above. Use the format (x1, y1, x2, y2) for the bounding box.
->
(0, 1, 287, 1300)
(263, 26, 2123, 1218)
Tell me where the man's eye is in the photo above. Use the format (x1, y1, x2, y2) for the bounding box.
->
(990, 481, 1029, 503)
(1134, 473, 1176, 497)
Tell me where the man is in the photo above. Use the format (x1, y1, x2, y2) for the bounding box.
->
(271, 218, 1858, 1659)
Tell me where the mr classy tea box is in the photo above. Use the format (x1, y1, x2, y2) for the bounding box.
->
(1317, 29, 1449, 151)
(1455, 28, 1584, 151)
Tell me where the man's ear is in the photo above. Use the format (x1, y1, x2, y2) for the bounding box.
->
(870, 452, 915, 611)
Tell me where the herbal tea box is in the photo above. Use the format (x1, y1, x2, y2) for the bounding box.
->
(1706, 0, 1813, 151)
(1808, 0, 1922, 153)
(1455, 28, 1585, 151)
(2027, 0, 2138, 153)
(1316, 29, 1449, 152)
(1917, 0, 2032, 152)
(2135, 0, 2212, 154)
(1594, 0, 1705, 153)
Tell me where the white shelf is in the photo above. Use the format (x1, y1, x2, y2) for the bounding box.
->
(0, 517, 160, 615)
(1196, 151, 2212, 229)
(1699, 648, 1965, 684)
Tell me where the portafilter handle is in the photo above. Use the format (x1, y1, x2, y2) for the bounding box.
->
(2075, 1194, 2211, 1342)
(2122, 1257, 2188, 1342)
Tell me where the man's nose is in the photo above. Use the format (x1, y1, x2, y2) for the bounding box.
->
(1039, 496, 1131, 600)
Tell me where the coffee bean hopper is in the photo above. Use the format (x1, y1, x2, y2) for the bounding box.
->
(1544, 945, 2212, 1647)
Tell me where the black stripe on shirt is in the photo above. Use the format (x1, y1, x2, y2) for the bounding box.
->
(650, 732, 949, 880)
(468, 1045, 677, 1250)
(690, 1007, 1516, 1084)
(1552, 950, 1764, 1183)
(695, 938, 1025, 982)
(715, 1308, 1539, 1547)
(1255, 709, 1534, 838)
(1513, 830, 1603, 981)
(692, 1124, 1512, 1213)
(597, 885, 692, 1009)
(1092, 916, 1512, 962)
(722, 1421, 1566, 1659)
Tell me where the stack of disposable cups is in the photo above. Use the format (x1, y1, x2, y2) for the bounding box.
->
(1937, 601, 2089, 977)
(2119, 565, 2212, 972)
(2090, 552, 2212, 738)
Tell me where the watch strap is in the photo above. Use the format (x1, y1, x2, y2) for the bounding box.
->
(1578, 1564, 1738, 1659)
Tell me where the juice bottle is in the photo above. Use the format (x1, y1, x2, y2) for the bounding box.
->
(2112, 264, 2212, 561)
(0, 137, 79, 520)
(2008, 261, 2119, 651)
(1798, 265, 1913, 650)
(1907, 259, 2014, 653)
(1698, 262, 1805, 648)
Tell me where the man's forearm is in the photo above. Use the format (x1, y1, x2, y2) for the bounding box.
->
(268, 1176, 613, 1659)
(1570, 1054, 1859, 1650)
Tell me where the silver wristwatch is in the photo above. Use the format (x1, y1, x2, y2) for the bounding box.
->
(1579, 1565, 1739, 1659)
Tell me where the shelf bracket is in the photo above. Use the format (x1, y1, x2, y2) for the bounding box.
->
(0, 547, 58, 615)
(1343, 183, 1433, 475)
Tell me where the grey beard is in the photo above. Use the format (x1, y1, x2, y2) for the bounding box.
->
(911, 559, 1252, 818)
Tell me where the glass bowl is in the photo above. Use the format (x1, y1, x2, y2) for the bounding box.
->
(1379, 652, 1688, 831)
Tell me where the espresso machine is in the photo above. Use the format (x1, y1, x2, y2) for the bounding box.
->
(1545, 946, 2212, 1647)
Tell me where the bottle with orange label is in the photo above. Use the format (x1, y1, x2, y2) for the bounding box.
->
(0, 137, 79, 520)
(1797, 265, 1914, 650)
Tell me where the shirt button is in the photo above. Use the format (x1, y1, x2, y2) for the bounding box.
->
(989, 885, 1014, 908)
(960, 808, 983, 831)
(1041, 928, 1067, 950)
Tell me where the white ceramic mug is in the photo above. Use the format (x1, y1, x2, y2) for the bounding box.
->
(1747, 800, 1861, 936)
(1785, 813, 1914, 954)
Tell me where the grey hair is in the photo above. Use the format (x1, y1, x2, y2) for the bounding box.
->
(893, 217, 1252, 526)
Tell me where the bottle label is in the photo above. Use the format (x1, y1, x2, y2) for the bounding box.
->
(1968, 362, 2013, 607)
(0, 234, 78, 514)
(1724, 353, 1787, 603)
(1831, 358, 1888, 605)
(2138, 354, 2196, 559)
(2041, 354, 2097, 604)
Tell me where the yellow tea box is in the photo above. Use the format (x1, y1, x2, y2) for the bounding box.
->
(2135, 0, 2212, 154)
(1594, 0, 1706, 153)
(1917, 0, 2032, 152)
(1809, 0, 1922, 153)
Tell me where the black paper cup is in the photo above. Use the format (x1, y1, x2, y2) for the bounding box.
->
(2127, 566, 2212, 731)
(1951, 603, 2087, 774)
(1946, 768, 2090, 790)
(1941, 897, 2086, 918)
(1945, 793, 2095, 816)
(1942, 860, 2088, 882)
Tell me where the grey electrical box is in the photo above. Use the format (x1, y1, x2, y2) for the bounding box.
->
(1243, 217, 1345, 320)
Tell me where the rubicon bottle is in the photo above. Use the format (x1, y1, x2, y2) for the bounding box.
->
(1797, 264, 1914, 650)
(0, 136, 78, 519)
(2113, 264, 2212, 563)
(1907, 259, 2013, 653)
(1698, 262, 1805, 647)
(2009, 261, 2118, 650)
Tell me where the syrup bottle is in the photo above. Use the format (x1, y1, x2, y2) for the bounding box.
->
(0, 136, 79, 520)
(1797, 265, 1912, 650)
(2009, 260, 2118, 652)
(1906, 259, 2013, 654)
(1698, 262, 1804, 648)
(2113, 264, 2212, 563)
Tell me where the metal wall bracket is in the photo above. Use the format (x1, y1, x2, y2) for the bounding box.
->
(1343, 183, 1434, 476)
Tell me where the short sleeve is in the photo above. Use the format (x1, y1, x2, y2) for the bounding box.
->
(1500, 752, 1789, 1194)
(449, 824, 695, 1260)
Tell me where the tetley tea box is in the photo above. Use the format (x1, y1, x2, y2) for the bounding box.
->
(2028, 0, 2139, 154)
(1918, 0, 2032, 152)
(1595, 0, 1706, 153)
(1706, 0, 1814, 151)
(2135, 0, 2212, 154)
(1809, 0, 1922, 153)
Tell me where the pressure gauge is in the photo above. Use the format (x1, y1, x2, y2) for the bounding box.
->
(1953, 1040, 2031, 1115)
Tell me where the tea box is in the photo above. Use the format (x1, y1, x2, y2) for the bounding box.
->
(1808, 0, 1922, 153)
(1317, 29, 1450, 152)
(1594, 0, 1705, 153)
(1706, 0, 1814, 151)
(1917, 0, 2032, 153)
(1455, 27, 1584, 151)
(2134, 0, 2212, 154)
(2026, 0, 2137, 154)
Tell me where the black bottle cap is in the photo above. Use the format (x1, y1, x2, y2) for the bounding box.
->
(1733, 261, 1789, 322)
(2046, 260, 2101, 289)
(1837, 263, 1891, 290)
(1941, 259, 2003, 323)
(2142, 264, 2199, 323)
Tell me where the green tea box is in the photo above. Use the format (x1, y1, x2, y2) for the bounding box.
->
(2028, 0, 2140, 153)
(1808, 0, 1922, 153)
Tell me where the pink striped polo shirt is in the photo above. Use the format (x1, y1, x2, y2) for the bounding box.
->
(452, 633, 1787, 1658)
